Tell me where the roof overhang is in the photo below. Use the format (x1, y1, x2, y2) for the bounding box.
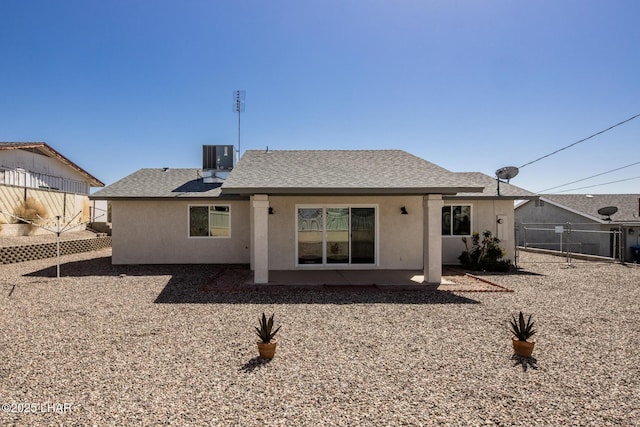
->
(220, 186, 485, 196)
(0, 142, 105, 187)
(89, 194, 248, 201)
(445, 194, 539, 201)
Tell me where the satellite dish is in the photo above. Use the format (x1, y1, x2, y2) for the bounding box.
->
(597, 206, 618, 221)
(495, 166, 519, 196)
(495, 166, 519, 181)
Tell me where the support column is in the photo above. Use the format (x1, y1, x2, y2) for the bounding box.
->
(423, 194, 444, 284)
(252, 194, 270, 284)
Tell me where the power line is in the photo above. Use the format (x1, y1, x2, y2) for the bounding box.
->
(519, 112, 640, 169)
(553, 175, 640, 193)
(537, 160, 640, 193)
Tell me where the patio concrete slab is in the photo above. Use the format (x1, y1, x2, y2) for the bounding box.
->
(266, 269, 430, 287)
(243, 268, 511, 292)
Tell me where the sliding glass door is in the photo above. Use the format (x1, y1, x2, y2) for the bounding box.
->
(326, 208, 349, 264)
(297, 206, 376, 266)
(297, 208, 323, 264)
(350, 208, 375, 264)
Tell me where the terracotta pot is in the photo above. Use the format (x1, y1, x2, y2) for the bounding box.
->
(512, 339, 535, 358)
(257, 339, 278, 360)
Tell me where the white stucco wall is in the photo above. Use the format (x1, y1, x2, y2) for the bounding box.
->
(441, 199, 516, 264)
(111, 199, 250, 264)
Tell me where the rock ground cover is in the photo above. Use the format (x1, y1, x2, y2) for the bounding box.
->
(1, 249, 639, 426)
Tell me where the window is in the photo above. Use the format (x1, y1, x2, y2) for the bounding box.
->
(189, 205, 230, 237)
(442, 205, 471, 236)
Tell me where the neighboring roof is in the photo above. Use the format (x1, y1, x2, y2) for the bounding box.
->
(518, 194, 640, 224)
(221, 150, 484, 195)
(445, 172, 537, 200)
(0, 142, 105, 187)
(90, 168, 235, 199)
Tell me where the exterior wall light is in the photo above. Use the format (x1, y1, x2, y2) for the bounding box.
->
(269, 207, 275, 215)
(400, 206, 408, 215)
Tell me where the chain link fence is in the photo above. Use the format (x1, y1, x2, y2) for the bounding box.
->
(516, 222, 627, 263)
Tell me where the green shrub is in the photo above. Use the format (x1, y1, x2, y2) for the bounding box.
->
(458, 230, 511, 272)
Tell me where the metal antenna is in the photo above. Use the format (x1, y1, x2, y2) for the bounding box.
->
(233, 90, 245, 161)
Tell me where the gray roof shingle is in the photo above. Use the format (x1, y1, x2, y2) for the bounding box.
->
(221, 150, 484, 195)
(91, 168, 225, 199)
(446, 172, 536, 199)
(538, 194, 640, 223)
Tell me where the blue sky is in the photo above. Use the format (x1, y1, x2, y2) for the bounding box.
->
(1, 0, 639, 194)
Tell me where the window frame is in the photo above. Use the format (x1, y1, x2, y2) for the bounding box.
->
(188, 204, 231, 239)
(442, 204, 472, 237)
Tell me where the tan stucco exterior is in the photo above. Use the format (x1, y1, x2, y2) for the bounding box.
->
(266, 195, 425, 270)
(111, 199, 250, 264)
(441, 198, 516, 264)
(110, 195, 432, 271)
(109, 195, 517, 281)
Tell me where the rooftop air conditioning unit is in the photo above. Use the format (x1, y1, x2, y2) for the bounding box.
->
(202, 145, 234, 183)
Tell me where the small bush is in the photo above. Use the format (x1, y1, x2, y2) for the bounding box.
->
(14, 197, 49, 232)
(458, 230, 511, 272)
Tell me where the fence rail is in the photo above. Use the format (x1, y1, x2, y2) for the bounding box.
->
(518, 222, 627, 262)
(1, 168, 89, 195)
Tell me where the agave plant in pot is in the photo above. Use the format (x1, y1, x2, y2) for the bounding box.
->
(255, 312, 281, 360)
(510, 311, 537, 358)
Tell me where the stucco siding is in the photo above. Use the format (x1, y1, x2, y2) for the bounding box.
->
(442, 199, 516, 264)
(110, 195, 518, 268)
(111, 199, 250, 264)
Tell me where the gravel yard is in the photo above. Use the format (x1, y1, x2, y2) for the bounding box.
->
(1, 249, 639, 426)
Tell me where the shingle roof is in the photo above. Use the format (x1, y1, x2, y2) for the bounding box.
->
(90, 168, 227, 199)
(0, 142, 104, 187)
(446, 172, 536, 199)
(221, 150, 484, 195)
(537, 194, 640, 223)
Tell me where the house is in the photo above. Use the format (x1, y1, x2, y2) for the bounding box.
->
(515, 194, 640, 262)
(91, 147, 535, 283)
(0, 142, 105, 235)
